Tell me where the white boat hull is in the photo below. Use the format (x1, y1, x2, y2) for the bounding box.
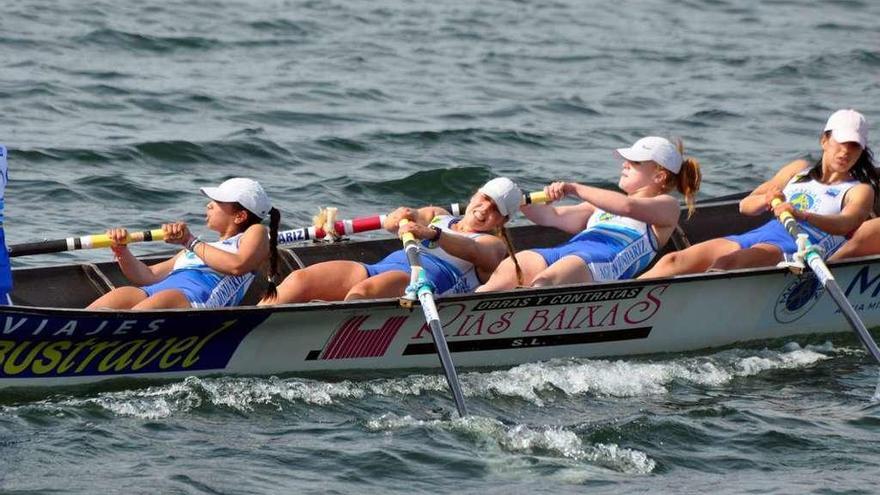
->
(3, 258, 879, 388)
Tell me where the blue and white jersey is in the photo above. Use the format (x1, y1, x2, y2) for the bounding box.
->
(421, 215, 487, 295)
(167, 233, 254, 307)
(783, 168, 859, 254)
(570, 208, 659, 281)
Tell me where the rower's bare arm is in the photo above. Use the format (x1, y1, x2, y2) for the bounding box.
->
(800, 183, 874, 235)
(105, 227, 173, 285)
(521, 202, 594, 233)
(565, 183, 679, 227)
(192, 224, 269, 276)
(453, 234, 508, 280)
(739, 160, 808, 215)
(116, 252, 176, 286)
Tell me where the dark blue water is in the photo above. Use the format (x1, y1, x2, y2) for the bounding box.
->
(2, 0, 879, 492)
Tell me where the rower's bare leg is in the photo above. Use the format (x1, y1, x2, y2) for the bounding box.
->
(829, 218, 880, 261)
(344, 271, 409, 300)
(531, 255, 593, 287)
(639, 238, 740, 278)
(87, 286, 149, 310)
(259, 260, 368, 305)
(708, 243, 783, 271)
(476, 250, 548, 292)
(133, 289, 191, 309)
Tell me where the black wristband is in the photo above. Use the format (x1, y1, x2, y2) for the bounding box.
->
(429, 225, 442, 242)
(185, 236, 201, 252)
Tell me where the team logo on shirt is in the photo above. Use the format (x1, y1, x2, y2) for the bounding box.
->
(788, 192, 815, 212)
(598, 212, 615, 222)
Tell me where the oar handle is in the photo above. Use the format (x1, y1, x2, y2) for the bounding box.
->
(770, 198, 800, 237)
(87, 229, 167, 249)
(398, 219, 417, 245)
(9, 229, 166, 257)
(448, 189, 550, 216)
(522, 190, 550, 205)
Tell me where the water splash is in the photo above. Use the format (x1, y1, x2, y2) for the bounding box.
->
(364, 413, 656, 475)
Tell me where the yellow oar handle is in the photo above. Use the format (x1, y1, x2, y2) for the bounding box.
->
(522, 190, 550, 205)
(398, 219, 416, 244)
(8, 228, 168, 257)
(769, 198, 794, 221)
(769, 198, 800, 237)
(85, 229, 166, 249)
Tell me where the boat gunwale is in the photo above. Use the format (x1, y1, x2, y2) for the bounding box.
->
(8, 252, 880, 317)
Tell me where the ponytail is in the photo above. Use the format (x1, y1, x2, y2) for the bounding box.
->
(262, 207, 282, 300)
(664, 139, 702, 219)
(497, 225, 523, 287)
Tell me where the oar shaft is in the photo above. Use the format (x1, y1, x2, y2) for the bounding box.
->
(9, 190, 551, 256)
(770, 198, 880, 365)
(399, 219, 468, 417)
(419, 289, 468, 417)
(819, 274, 880, 364)
(9, 229, 165, 257)
(276, 215, 387, 245)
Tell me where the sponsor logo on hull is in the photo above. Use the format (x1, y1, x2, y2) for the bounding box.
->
(0, 311, 269, 379)
(774, 274, 823, 323)
(308, 285, 667, 360)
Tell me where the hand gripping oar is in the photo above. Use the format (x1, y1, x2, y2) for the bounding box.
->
(8, 229, 166, 257)
(399, 219, 468, 417)
(771, 198, 880, 364)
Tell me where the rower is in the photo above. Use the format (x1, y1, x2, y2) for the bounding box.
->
(477, 136, 701, 291)
(641, 109, 877, 278)
(258, 177, 523, 304)
(87, 178, 281, 310)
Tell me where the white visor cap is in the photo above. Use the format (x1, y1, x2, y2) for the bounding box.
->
(478, 177, 521, 218)
(824, 109, 867, 148)
(201, 178, 272, 219)
(615, 136, 683, 174)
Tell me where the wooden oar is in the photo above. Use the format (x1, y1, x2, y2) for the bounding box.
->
(771, 198, 880, 364)
(399, 218, 468, 417)
(8, 230, 166, 257)
(6, 219, 387, 256)
(293, 190, 549, 243)
(9, 190, 550, 257)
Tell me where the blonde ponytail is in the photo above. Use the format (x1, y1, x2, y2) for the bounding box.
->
(664, 139, 702, 218)
(497, 225, 523, 287)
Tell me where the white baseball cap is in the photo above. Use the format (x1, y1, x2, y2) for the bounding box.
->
(824, 109, 867, 148)
(615, 136, 683, 174)
(478, 177, 521, 218)
(201, 178, 272, 219)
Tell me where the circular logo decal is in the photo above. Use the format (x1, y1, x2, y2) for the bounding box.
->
(788, 192, 815, 212)
(774, 274, 823, 323)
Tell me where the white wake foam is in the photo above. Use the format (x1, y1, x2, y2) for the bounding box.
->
(364, 412, 656, 475)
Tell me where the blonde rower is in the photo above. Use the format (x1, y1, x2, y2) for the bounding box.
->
(478, 137, 701, 291)
(260, 177, 522, 304)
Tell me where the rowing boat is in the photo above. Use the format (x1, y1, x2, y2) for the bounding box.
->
(3, 195, 880, 389)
